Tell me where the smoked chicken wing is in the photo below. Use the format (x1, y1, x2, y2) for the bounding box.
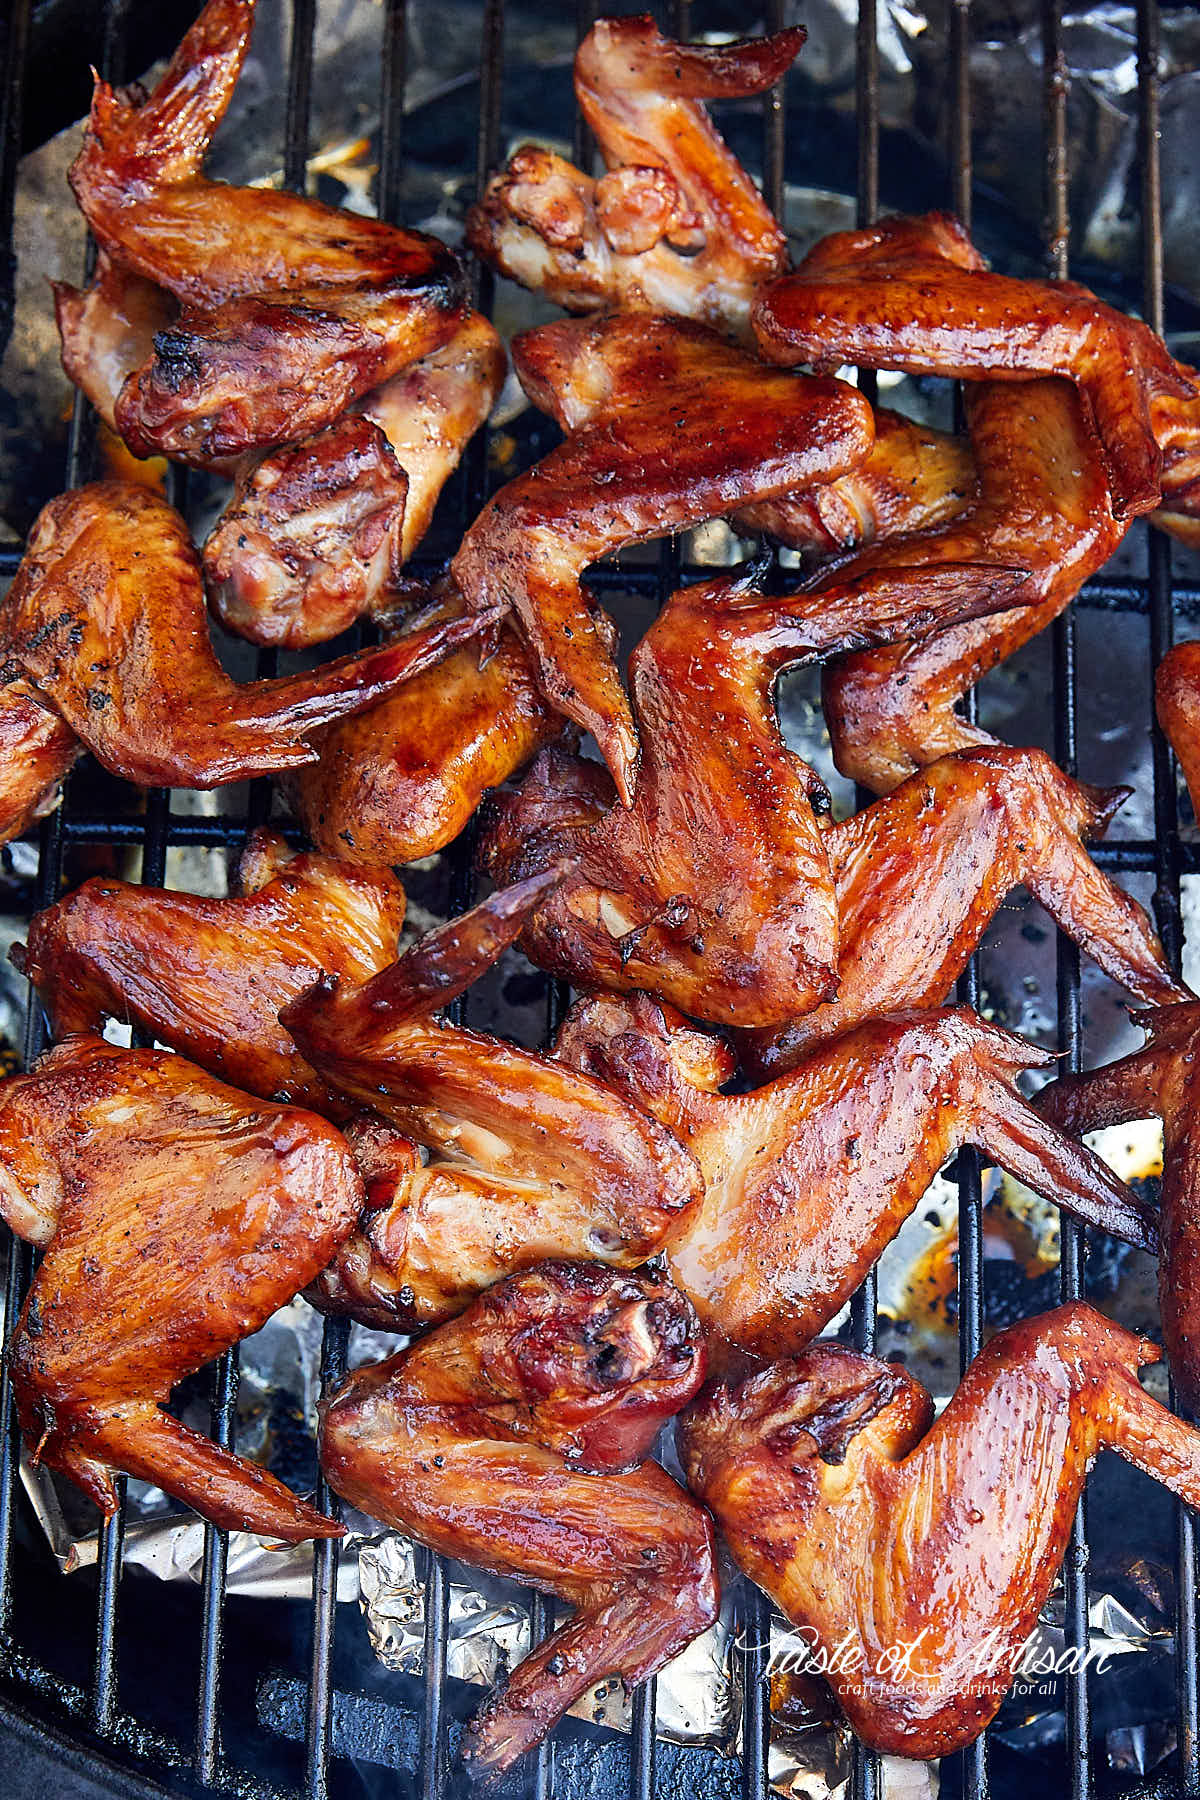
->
(557, 995, 1157, 1359)
(0, 1035, 357, 1541)
(320, 1260, 717, 1776)
(753, 211, 1195, 519)
(1156, 640, 1200, 821)
(3, 483, 489, 788)
(0, 667, 81, 846)
(452, 313, 875, 804)
(481, 558, 1023, 1026)
(203, 313, 506, 648)
(1038, 1002, 1200, 1414)
(14, 828, 406, 1116)
(681, 1304, 1200, 1758)
(282, 875, 703, 1326)
(64, 0, 465, 466)
(467, 15, 803, 340)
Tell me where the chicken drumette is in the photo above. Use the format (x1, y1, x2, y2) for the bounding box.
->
(681, 1304, 1200, 1757)
(0, 1035, 358, 1540)
(320, 1260, 717, 1778)
(557, 995, 1155, 1360)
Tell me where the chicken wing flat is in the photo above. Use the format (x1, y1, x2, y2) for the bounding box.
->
(4, 483, 489, 788)
(467, 15, 803, 340)
(203, 314, 505, 648)
(557, 996, 1156, 1360)
(1156, 640, 1200, 821)
(452, 314, 875, 804)
(1038, 1003, 1200, 1414)
(681, 1304, 1200, 1758)
(481, 559, 1023, 1027)
(753, 211, 1195, 519)
(0, 667, 81, 846)
(67, 0, 465, 466)
(281, 875, 703, 1323)
(14, 828, 405, 1116)
(0, 1035, 357, 1541)
(284, 595, 559, 868)
(320, 1260, 717, 1777)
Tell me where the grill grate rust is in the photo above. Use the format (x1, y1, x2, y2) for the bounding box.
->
(0, 2, 1195, 1797)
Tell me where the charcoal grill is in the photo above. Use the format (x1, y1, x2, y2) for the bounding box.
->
(0, 0, 1198, 1796)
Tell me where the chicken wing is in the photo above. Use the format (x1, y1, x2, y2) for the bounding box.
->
(14, 828, 406, 1116)
(203, 313, 505, 648)
(284, 593, 559, 869)
(452, 313, 876, 804)
(481, 567, 1179, 1038)
(1038, 1003, 1200, 1414)
(681, 1304, 1200, 1758)
(0, 667, 81, 846)
(1156, 640, 1200, 820)
(4, 483, 489, 788)
(753, 211, 1195, 519)
(0, 1034, 357, 1541)
(481, 558, 1023, 1026)
(320, 1260, 717, 1776)
(467, 15, 803, 340)
(54, 252, 176, 439)
(281, 874, 703, 1323)
(66, 0, 465, 465)
(557, 995, 1156, 1360)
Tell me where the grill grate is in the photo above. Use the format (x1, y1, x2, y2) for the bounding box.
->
(0, 1, 1196, 1797)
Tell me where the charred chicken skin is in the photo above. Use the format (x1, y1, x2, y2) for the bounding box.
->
(681, 1304, 1200, 1758)
(452, 313, 876, 804)
(752, 211, 1195, 520)
(557, 995, 1157, 1360)
(203, 313, 505, 648)
(0, 1035, 357, 1541)
(481, 559, 1024, 1027)
(283, 875, 703, 1328)
(14, 829, 406, 1117)
(63, 0, 465, 467)
(1038, 1003, 1200, 1415)
(467, 15, 803, 340)
(3, 483, 488, 788)
(320, 1260, 717, 1777)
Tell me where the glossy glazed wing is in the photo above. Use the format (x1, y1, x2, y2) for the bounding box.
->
(1156, 640, 1200, 820)
(820, 378, 1125, 792)
(557, 995, 1156, 1359)
(452, 313, 875, 804)
(68, 0, 465, 465)
(467, 15, 802, 340)
(1038, 1003, 1200, 1414)
(14, 828, 405, 1116)
(0, 1035, 357, 1541)
(753, 211, 1195, 519)
(0, 667, 81, 846)
(740, 745, 1186, 1078)
(281, 875, 703, 1315)
(283, 592, 559, 868)
(681, 1304, 1200, 1757)
(3, 483, 490, 787)
(204, 313, 505, 648)
(320, 1260, 717, 1776)
(481, 559, 1022, 1026)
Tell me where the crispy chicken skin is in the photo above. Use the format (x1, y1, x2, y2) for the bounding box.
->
(557, 996, 1157, 1359)
(319, 1260, 717, 1776)
(284, 596, 559, 868)
(681, 1305, 1200, 1758)
(1038, 1003, 1200, 1415)
(14, 829, 405, 1117)
(54, 252, 176, 436)
(467, 15, 802, 340)
(753, 211, 1195, 520)
(1156, 640, 1200, 820)
(0, 669, 81, 847)
(66, 0, 465, 465)
(0, 1035, 356, 1541)
(481, 560, 1022, 1027)
(452, 314, 875, 805)
(3, 483, 489, 788)
(283, 875, 703, 1326)
(204, 314, 506, 648)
